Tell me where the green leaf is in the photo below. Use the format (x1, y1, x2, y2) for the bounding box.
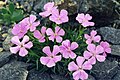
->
(11, 10, 24, 22)
(8, 3, 15, 14)
(1, 8, 8, 14)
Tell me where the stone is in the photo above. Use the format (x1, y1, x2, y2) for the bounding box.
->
(87, 75, 96, 80)
(0, 67, 28, 80)
(27, 69, 51, 80)
(111, 45, 120, 56)
(92, 59, 119, 80)
(99, 27, 120, 44)
(112, 70, 120, 80)
(0, 51, 12, 67)
(50, 74, 70, 80)
(2, 28, 13, 51)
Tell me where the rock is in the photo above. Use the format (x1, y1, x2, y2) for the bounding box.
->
(99, 27, 120, 44)
(87, 75, 96, 80)
(92, 59, 119, 80)
(0, 51, 12, 67)
(27, 69, 51, 80)
(50, 74, 70, 80)
(2, 28, 13, 51)
(0, 47, 3, 52)
(3, 60, 32, 69)
(112, 70, 120, 80)
(111, 45, 120, 56)
(0, 67, 28, 80)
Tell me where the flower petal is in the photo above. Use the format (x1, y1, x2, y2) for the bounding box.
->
(96, 55, 106, 62)
(88, 56, 96, 65)
(87, 44, 96, 53)
(96, 45, 104, 54)
(56, 36, 62, 43)
(52, 45, 60, 55)
(34, 30, 42, 39)
(19, 47, 28, 57)
(85, 14, 92, 20)
(93, 35, 101, 42)
(21, 35, 29, 44)
(73, 70, 81, 80)
(69, 52, 77, 59)
(29, 15, 36, 23)
(70, 42, 78, 50)
(40, 57, 50, 65)
(11, 36, 20, 45)
(80, 70, 88, 80)
(47, 59, 55, 67)
(68, 61, 78, 71)
(46, 28, 54, 35)
(41, 26, 46, 34)
(53, 55, 62, 62)
(82, 61, 92, 70)
(83, 51, 92, 59)
(62, 40, 70, 47)
(24, 41, 33, 49)
(42, 46, 52, 56)
(10, 46, 20, 54)
(90, 30, 97, 37)
(76, 56, 85, 67)
(84, 34, 90, 39)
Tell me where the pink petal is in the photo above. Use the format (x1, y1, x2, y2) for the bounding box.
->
(32, 21, 40, 27)
(39, 11, 51, 17)
(86, 39, 92, 44)
(93, 35, 101, 42)
(60, 16, 69, 23)
(68, 61, 78, 71)
(79, 70, 88, 80)
(10, 46, 20, 54)
(34, 30, 42, 39)
(96, 45, 104, 54)
(42, 46, 52, 56)
(52, 45, 60, 55)
(40, 57, 50, 65)
(41, 26, 46, 34)
(84, 34, 90, 39)
(88, 22, 95, 26)
(105, 48, 111, 53)
(69, 52, 77, 59)
(96, 55, 106, 62)
(55, 26, 65, 36)
(61, 51, 69, 59)
(73, 70, 81, 80)
(11, 36, 20, 45)
(62, 40, 70, 47)
(70, 42, 78, 50)
(82, 61, 92, 70)
(53, 55, 62, 62)
(19, 47, 28, 57)
(29, 15, 36, 23)
(85, 14, 92, 20)
(83, 51, 92, 59)
(82, 22, 89, 27)
(56, 36, 62, 43)
(87, 44, 96, 53)
(76, 56, 85, 67)
(90, 30, 97, 37)
(21, 35, 29, 44)
(30, 25, 36, 32)
(77, 13, 85, 19)
(24, 41, 33, 49)
(48, 35, 55, 42)
(88, 56, 96, 65)
(44, 2, 54, 10)
(46, 59, 55, 67)
(60, 9, 68, 17)
(46, 28, 54, 35)
(100, 41, 110, 48)
(39, 36, 45, 43)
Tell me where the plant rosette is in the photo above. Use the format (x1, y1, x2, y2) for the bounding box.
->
(10, 2, 111, 80)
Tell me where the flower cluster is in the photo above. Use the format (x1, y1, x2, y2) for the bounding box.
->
(10, 2, 111, 80)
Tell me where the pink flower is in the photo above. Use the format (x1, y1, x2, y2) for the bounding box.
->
(76, 13, 95, 27)
(46, 26, 65, 43)
(34, 26, 46, 42)
(12, 23, 27, 39)
(83, 44, 105, 65)
(68, 56, 92, 80)
(49, 9, 69, 24)
(40, 45, 62, 67)
(100, 41, 111, 57)
(39, 2, 57, 17)
(84, 30, 101, 44)
(10, 35, 33, 57)
(21, 15, 40, 32)
(59, 40, 78, 59)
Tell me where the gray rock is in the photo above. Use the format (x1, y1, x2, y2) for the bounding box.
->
(0, 67, 28, 80)
(87, 75, 96, 80)
(27, 69, 51, 80)
(0, 51, 12, 67)
(92, 59, 119, 80)
(111, 45, 120, 56)
(99, 27, 120, 44)
(112, 70, 120, 80)
(50, 74, 70, 80)
(2, 29, 13, 51)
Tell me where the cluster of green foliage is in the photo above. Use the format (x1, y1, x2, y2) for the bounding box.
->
(0, 2, 24, 25)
